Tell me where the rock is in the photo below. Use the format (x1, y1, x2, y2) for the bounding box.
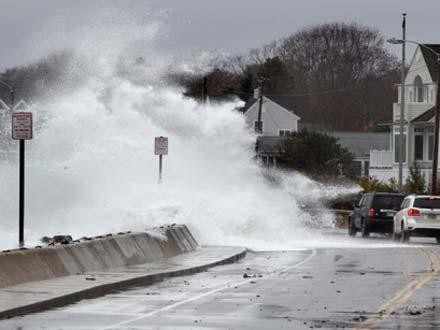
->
(405, 306, 422, 315)
(40, 236, 51, 244)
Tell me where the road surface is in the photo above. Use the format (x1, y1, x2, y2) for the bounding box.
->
(3, 229, 440, 329)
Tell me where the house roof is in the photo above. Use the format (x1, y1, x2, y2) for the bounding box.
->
(256, 131, 389, 158)
(420, 44, 440, 80)
(241, 95, 295, 113)
(326, 131, 390, 158)
(256, 136, 283, 155)
(411, 107, 435, 123)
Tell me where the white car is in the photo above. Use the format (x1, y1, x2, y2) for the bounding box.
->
(393, 195, 440, 243)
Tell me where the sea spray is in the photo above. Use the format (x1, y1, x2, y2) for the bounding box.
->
(0, 79, 359, 250)
(0, 12, 361, 250)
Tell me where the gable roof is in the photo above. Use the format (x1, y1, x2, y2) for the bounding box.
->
(326, 131, 390, 158)
(241, 95, 295, 114)
(420, 44, 440, 80)
(13, 99, 31, 111)
(411, 107, 435, 123)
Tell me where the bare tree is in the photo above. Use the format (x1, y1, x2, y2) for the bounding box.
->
(248, 41, 279, 65)
(277, 22, 399, 130)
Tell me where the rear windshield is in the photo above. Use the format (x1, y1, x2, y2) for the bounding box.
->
(373, 195, 404, 210)
(413, 198, 440, 209)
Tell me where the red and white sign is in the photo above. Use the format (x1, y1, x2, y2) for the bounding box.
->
(12, 112, 33, 140)
(155, 136, 168, 155)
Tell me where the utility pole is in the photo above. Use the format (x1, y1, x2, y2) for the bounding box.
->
(10, 87, 15, 107)
(398, 13, 406, 193)
(431, 61, 440, 194)
(202, 76, 208, 104)
(256, 78, 265, 134)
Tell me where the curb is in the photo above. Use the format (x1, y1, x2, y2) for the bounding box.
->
(0, 248, 247, 320)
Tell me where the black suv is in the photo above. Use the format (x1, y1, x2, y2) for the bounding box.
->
(348, 192, 405, 237)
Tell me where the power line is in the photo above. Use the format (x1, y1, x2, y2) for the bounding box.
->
(223, 83, 372, 99)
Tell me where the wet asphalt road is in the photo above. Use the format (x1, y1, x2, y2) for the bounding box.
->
(3, 229, 440, 329)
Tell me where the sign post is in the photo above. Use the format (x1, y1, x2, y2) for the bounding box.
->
(154, 136, 168, 183)
(12, 112, 32, 247)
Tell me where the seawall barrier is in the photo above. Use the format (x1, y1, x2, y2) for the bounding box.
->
(0, 224, 198, 288)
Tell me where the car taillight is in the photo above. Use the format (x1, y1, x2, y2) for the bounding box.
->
(407, 208, 420, 216)
(368, 208, 375, 218)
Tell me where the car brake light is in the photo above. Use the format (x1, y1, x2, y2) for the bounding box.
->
(408, 208, 420, 216)
(368, 208, 375, 218)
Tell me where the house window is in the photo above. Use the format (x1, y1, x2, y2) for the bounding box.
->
(414, 135, 424, 160)
(414, 75, 425, 103)
(428, 134, 434, 161)
(254, 121, 264, 133)
(394, 133, 407, 163)
(279, 130, 292, 137)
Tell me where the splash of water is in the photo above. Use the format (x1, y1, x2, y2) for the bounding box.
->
(0, 10, 361, 251)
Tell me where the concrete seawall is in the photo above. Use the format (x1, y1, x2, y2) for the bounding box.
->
(0, 224, 198, 288)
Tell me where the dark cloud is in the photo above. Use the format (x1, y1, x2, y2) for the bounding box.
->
(0, 0, 438, 69)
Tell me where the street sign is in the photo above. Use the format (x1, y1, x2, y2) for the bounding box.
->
(155, 136, 168, 155)
(12, 112, 32, 140)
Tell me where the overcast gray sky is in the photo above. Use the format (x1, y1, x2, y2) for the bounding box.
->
(0, 0, 439, 70)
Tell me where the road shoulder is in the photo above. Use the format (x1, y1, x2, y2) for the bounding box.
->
(0, 246, 246, 320)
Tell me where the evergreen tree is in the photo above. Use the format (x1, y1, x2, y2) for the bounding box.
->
(404, 162, 426, 194)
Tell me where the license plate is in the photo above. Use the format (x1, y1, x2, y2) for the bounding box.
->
(386, 212, 395, 217)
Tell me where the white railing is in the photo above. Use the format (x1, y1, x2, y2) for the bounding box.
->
(370, 150, 393, 168)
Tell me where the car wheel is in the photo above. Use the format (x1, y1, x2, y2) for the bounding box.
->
(392, 228, 401, 241)
(400, 230, 410, 243)
(348, 218, 357, 237)
(361, 219, 370, 238)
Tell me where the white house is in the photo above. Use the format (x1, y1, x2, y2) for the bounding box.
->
(243, 96, 300, 137)
(242, 96, 300, 166)
(369, 44, 440, 183)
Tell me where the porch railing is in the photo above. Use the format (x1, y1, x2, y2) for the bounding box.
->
(370, 150, 393, 168)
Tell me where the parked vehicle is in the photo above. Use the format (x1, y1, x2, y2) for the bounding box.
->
(348, 192, 404, 237)
(393, 195, 440, 243)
